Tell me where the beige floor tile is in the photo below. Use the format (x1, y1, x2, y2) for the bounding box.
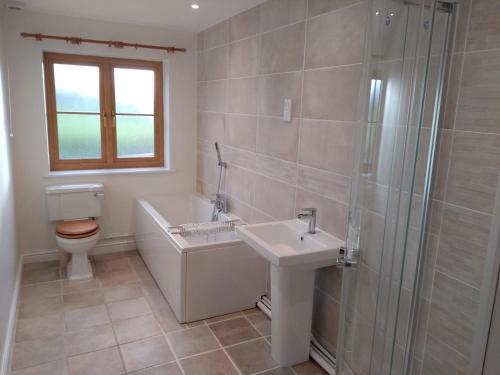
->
(113, 314, 161, 344)
(186, 320, 205, 328)
(98, 268, 139, 287)
(20, 281, 61, 301)
(15, 313, 65, 342)
(62, 278, 101, 294)
(225, 338, 277, 374)
(64, 324, 117, 356)
(22, 264, 61, 285)
(180, 349, 239, 375)
(18, 295, 63, 320)
(167, 325, 220, 358)
(154, 307, 185, 332)
(103, 282, 143, 303)
(108, 297, 152, 321)
(292, 360, 328, 374)
(129, 362, 182, 375)
(261, 368, 294, 375)
(64, 304, 110, 331)
(92, 251, 128, 262)
(205, 311, 243, 324)
(209, 317, 260, 346)
(68, 347, 125, 375)
(63, 289, 105, 311)
(94, 257, 132, 274)
(12, 335, 65, 370)
(11, 359, 68, 375)
(120, 335, 175, 373)
(246, 311, 272, 336)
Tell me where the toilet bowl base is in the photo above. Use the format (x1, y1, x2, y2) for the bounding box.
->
(67, 252, 93, 280)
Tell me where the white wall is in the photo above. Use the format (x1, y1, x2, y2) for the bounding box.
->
(0, 9, 20, 371)
(3, 10, 198, 254)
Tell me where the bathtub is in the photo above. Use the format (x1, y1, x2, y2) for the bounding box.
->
(134, 193, 267, 323)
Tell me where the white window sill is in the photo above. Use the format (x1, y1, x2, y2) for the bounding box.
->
(45, 167, 175, 178)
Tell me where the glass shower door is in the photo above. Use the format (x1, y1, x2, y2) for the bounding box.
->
(336, 0, 453, 374)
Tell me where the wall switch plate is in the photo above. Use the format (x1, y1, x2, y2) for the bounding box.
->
(283, 98, 292, 122)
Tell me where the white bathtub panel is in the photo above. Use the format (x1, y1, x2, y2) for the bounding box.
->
(185, 244, 267, 322)
(135, 201, 184, 320)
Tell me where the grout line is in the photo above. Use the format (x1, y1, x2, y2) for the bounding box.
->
(204, 320, 244, 375)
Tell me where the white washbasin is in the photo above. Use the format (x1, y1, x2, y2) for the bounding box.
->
(236, 218, 346, 367)
(236, 219, 344, 268)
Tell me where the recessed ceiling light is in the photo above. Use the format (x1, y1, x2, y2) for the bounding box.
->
(191, 4, 199, 9)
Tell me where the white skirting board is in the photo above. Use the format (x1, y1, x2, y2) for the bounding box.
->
(0, 256, 23, 375)
(22, 235, 137, 264)
(257, 295, 336, 375)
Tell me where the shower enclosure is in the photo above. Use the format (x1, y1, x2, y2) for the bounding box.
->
(335, 0, 469, 373)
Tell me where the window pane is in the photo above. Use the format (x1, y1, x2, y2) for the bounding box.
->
(57, 114, 101, 159)
(114, 68, 155, 114)
(116, 115, 155, 158)
(54, 64, 100, 113)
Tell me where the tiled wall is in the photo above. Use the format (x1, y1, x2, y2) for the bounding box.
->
(417, 0, 500, 373)
(196, 0, 368, 353)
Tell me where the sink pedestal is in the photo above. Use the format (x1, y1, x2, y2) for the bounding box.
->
(270, 264, 315, 366)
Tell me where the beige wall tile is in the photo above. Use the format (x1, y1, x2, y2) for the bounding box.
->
(198, 112, 226, 142)
(312, 288, 339, 354)
(452, 0, 471, 53)
(432, 130, 453, 201)
(225, 115, 257, 151)
(256, 117, 299, 161)
(219, 144, 256, 169)
(229, 37, 261, 78)
(305, 2, 366, 69)
(203, 21, 229, 50)
(199, 46, 229, 81)
(230, 6, 260, 42)
(445, 131, 500, 213)
(297, 166, 351, 204)
(456, 50, 500, 134)
(307, 0, 363, 17)
(198, 81, 227, 112)
(298, 120, 356, 176)
(259, 22, 306, 74)
(467, 0, 500, 51)
(225, 165, 256, 205)
(316, 266, 342, 301)
(441, 54, 464, 130)
(254, 154, 298, 185)
(258, 72, 302, 117)
(302, 65, 362, 121)
(427, 271, 480, 358)
(259, 0, 307, 33)
(436, 203, 491, 288)
(253, 175, 296, 219)
(228, 77, 259, 114)
(421, 335, 469, 375)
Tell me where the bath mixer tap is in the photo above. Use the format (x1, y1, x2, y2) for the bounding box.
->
(297, 208, 317, 234)
(211, 193, 228, 220)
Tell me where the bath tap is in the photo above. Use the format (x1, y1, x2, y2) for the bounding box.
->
(297, 208, 317, 234)
(211, 193, 227, 221)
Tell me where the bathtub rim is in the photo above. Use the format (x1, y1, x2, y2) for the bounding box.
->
(135, 193, 246, 252)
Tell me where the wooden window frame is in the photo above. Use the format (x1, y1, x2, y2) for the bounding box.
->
(43, 52, 164, 171)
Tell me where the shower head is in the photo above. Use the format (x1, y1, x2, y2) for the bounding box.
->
(214, 142, 227, 168)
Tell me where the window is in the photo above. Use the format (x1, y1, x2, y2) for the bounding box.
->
(43, 52, 164, 171)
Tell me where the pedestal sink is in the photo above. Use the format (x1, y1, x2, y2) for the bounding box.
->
(236, 219, 344, 367)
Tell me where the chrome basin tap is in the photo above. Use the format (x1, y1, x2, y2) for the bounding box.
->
(297, 208, 317, 234)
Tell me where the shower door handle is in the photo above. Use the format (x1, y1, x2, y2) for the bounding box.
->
(336, 246, 359, 268)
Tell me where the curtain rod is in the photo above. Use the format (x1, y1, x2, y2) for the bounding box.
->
(20, 32, 187, 53)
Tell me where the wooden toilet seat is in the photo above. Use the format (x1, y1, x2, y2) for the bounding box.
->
(56, 219, 99, 239)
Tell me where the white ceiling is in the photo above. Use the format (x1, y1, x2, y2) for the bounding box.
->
(6, 0, 267, 32)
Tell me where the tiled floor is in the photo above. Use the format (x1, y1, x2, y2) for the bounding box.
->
(11, 251, 327, 375)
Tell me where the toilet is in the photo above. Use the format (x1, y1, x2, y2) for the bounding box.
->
(45, 183, 104, 280)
